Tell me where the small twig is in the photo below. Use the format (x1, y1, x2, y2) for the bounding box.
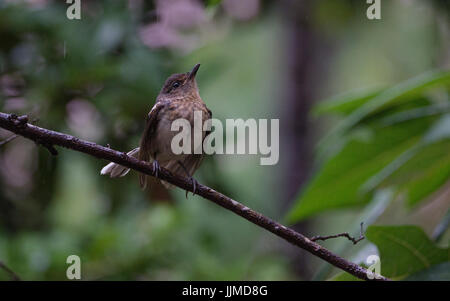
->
(36, 139, 59, 156)
(0, 261, 21, 281)
(0, 134, 19, 146)
(311, 222, 365, 245)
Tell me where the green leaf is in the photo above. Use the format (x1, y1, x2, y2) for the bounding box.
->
(331, 70, 450, 134)
(331, 225, 449, 281)
(286, 118, 432, 223)
(314, 69, 450, 118)
(361, 115, 450, 206)
(379, 102, 450, 127)
(366, 225, 449, 280)
(404, 151, 450, 206)
(317, 70, 450, 157)
(313, 87, 383, 116)
(290, 72, 450, 223)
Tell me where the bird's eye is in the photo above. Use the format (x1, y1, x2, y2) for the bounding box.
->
(172, 81, 181, 89)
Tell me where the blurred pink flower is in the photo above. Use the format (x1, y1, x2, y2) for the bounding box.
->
(0, 139, 37, 194)
(139, 23, 183, 49)
(139, 0, 206, 50)
(3, 97, 27, 112)
(222, 0, 260, 21)
(66, 99, 104, 141)
(0, 74, 25, 97)
(156, 0, 206, 28)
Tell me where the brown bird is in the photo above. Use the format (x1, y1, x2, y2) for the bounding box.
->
(101, 64, 211, 197)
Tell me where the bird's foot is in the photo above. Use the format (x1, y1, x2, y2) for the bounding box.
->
(152, 160, 161, 178)
(185, 176, 199, 199)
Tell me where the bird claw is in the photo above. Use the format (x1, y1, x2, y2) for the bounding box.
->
(185, 176, 198, 199)
(152, 160, 161, 178)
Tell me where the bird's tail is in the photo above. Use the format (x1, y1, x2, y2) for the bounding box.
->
(100, 147, 140, 178)
(100, 147, 174, 203)
(100, 147, 178, 191)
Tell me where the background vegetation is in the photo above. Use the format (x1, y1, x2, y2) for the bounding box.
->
(0, 0, 448, 280)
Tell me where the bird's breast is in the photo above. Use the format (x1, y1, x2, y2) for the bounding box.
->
(150, 99, 210, 163)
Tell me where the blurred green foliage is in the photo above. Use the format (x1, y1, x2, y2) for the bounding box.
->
(285, 0, 450, 281)
(0, 0, 291, 280)
(288, 70, 450, 222)
(288, 70, 450, 280)
(0, 0, 448, 281)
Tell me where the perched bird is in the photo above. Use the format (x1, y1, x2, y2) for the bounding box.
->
(101, 64, 211, 197)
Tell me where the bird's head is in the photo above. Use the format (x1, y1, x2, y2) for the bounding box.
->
(158, 64, 201, 100)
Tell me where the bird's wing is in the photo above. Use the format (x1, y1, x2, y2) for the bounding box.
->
(138, 101, 166, 162)
(138, 101, 168, 189)
(205, 107, 212, 137)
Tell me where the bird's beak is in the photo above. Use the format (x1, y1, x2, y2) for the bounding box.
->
(188, 63, 200, 81)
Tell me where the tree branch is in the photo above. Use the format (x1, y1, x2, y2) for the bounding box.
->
(0, 112, 390, 281)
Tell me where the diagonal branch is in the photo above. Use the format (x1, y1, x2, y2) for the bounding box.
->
(0, 112, 390, 281)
